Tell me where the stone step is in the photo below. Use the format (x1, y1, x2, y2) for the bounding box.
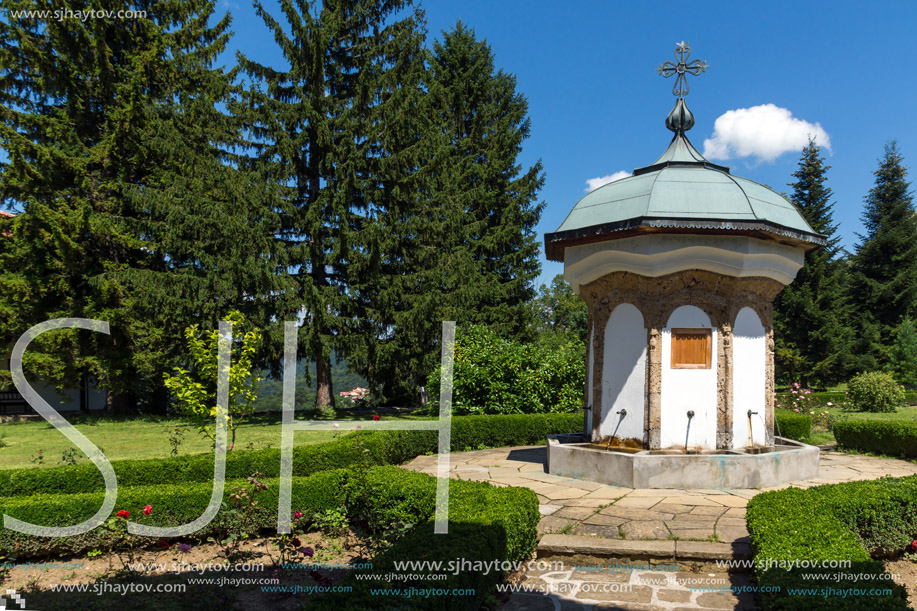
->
(538, 534, 753, 563)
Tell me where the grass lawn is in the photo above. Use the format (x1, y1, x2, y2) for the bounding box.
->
(798, 404, 917, 445)
(0, 411, 423, 470)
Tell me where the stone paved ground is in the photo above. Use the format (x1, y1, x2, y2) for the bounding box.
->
(402, 447, 917, 609)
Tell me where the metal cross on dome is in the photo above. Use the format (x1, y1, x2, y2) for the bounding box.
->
(657, 42, 708, 97)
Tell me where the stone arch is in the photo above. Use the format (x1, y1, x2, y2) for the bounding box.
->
(598, 303, 647, 444)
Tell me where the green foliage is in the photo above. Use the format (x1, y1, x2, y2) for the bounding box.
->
(833, 420, 917, 458)
(528, 274, 588, 343)
(346, 21, 545, 405)
(774, 411, 811, 442)
(847, 371, 905, 413)
(163, 311, 262, 446)
(848, 142, 917, 372)
(0, 413, 581, 498)
(774, 140, 853, 387)
(0, 0, 273, 412)
(426, 325, 584, 415)
(886, 317, 917, 387)
(747, 477, 917, 610)
(311, 467, 539, 610)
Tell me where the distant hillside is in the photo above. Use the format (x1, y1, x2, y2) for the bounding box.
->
(252, 355, 366, 412)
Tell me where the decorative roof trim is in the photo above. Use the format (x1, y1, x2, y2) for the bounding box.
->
(544, 217, 826, 262)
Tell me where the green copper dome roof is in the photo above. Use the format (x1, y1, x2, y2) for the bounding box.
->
(544, 126, 825, 262)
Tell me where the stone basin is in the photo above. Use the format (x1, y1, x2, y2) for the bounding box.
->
(547, 435, 820, 489)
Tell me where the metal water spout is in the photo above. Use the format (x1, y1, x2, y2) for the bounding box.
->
(747, 410, 759, 447)
(685, 410, 695, 453)
(606, 409, 627, 450)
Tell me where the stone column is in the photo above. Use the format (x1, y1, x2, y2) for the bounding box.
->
(717, 321, 733, 449)
(646, 327, 662, 449)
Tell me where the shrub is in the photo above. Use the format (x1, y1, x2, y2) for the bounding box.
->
(747, 476, 917, 610)
(1, 464, 539, 611)
(0, 413, 582, 498)
(833, 420, 917, 459)
(426, 324, 584, 415)
(847, 372, 905, 413)
(774, 411, 811, 442)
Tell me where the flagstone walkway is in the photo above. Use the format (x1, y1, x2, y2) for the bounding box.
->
(402, 447, 917, 610)
(403, 446, 917, 546)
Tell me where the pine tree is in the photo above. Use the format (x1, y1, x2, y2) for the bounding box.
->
(427, 23, 544, 338)
(347, 22, 545, 404)
(773, 139, 853, 387)
(887, 317, 917, 387)
(848, 141, 917, 370)
(0, 1, 261, 410)
(237, 0, 426, 410)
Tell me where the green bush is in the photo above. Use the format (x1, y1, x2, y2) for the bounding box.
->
(775, 410, 811, 442)
(426, 324, 584, 415)
(0, 413, 581, 498)
(833, 420, 917, 458)
(747, 476, 916, 610)
(1, 465, 539, 611)
(313, 468, 539, 610)
(847, 372, 905, 413)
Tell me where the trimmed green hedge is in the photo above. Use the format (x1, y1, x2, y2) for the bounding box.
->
(1, 466, 538, 568)
(775, 410, 811, 442)
(312, 468, 539, 610)
(746, 476, 916, 610)
(800, 390, 917, 406)
(833, 420, 917, 459)
(0, 413, 580, 498)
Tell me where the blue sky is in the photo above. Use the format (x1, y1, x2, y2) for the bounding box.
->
(222, 0, 917, 288)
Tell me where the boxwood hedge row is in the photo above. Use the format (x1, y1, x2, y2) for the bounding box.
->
(774, 411, 811, 442)
(833, 420, 917, 459)
(1, 465, 538, 572)
(0, 413, 581, 498)
(746, 476, 917, 610)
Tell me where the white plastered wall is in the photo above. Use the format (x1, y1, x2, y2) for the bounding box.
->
(661, 305, 717, 450)
(732, 307, 767, 449)
(598, 304, 646, 443)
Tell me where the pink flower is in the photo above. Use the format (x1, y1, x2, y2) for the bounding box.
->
(356, 425, 361, 430)
(294, 511, 303, 519)
(143, 505, 152, 515)
(794, 409, 799, 413)
(333, 423, 339, 429)
(116, 510, 130, 519)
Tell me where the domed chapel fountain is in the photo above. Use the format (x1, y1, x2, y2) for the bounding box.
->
(545, 43, 821, 488)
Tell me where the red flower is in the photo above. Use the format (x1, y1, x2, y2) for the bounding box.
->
(14, 542, 19, 546)
(372, 415, 380, 421)
(143, 505, 153, 515)
(158, 540, 170, 549)
(294, 511, 303, 519)
(116, 510, 130, 519)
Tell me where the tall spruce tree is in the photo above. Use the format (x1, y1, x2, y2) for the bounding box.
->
(848, 141, 917, 370)
(237, 0, 426, 409)
(773, 139, 853, 387)
(347, 22, 545, 404)
(0, 1, 265, 411)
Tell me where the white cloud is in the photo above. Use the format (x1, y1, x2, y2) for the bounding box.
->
(702, 104, 831, 163)
(585, 171, 631, 193)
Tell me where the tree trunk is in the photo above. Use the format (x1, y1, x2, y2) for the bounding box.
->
(315, 352, 335, 410)
(104, 390, 135, 415)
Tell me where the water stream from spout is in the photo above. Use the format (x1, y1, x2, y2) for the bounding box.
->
(606, 409, 627, 450)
